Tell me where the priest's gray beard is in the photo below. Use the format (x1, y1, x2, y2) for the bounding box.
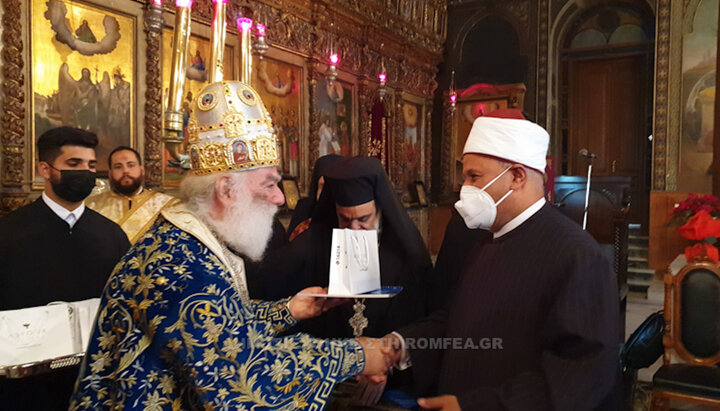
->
(181, 173, 277, 262)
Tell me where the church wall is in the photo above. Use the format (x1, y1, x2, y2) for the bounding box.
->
(647, 0, 716, 270)
(439, 0, 720, 269)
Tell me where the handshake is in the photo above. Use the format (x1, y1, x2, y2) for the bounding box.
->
(356, 333, 403, 380)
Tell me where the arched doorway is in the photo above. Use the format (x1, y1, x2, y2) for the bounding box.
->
(558, 3, 655, 225)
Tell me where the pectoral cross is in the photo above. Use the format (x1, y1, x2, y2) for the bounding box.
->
(349, 299, 368, 337)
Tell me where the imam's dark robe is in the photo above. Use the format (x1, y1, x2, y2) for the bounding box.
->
(0, 198, 130, 411)
(430, 209, 492, 312)
(400, 203, 619, 410)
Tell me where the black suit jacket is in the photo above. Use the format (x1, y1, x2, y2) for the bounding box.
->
(0, 198, 130, 310)
(0, 198, 130, 411)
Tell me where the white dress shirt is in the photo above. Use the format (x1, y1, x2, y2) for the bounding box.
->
(493, 197, 546, 239)
(42, 191, 85, 229)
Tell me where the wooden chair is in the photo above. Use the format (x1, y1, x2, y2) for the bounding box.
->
(651, 259, 720, 410)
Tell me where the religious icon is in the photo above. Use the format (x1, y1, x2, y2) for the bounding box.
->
(317, 77, 356, 160)
(232, 140, 249, 163)
(32, 0, 134, 180)
(680, 0, 717, 186)
(252, 57, 303, 180)
(400, 101, 423, 201)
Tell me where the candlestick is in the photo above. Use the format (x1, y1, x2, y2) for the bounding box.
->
(237, 17, 253, 84)
(208, 0, 227, 83)
(165, 0, 193, 144)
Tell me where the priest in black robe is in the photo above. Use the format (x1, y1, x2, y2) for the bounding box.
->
(385, 111, 619, 410)
(259, 156, 433, 339)
(0, 127, 130, 410)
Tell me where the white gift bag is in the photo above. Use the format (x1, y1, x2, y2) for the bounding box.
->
(328, 228, 381, 295)
(0, 304, 75, 367)
(0, 298, 100, 368)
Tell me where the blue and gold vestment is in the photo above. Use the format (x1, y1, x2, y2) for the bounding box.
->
(70, 203, 365, 410)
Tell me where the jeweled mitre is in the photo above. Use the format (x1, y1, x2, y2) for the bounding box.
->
(187, 81, 280, 176)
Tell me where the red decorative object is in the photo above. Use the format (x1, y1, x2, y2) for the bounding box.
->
(685, 243, 719, 264)
(677, 210, 720, 241)
(677, 209, 720, 263)
(671, 193, 720, 224)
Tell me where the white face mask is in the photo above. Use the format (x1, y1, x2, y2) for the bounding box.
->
(454, 166, 513, 230)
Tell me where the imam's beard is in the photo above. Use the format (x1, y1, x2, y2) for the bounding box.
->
(111, 175, 143, 195)
(206, 190, 278, 262)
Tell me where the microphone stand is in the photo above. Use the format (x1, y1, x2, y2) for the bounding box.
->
(582, 156, 594, 230)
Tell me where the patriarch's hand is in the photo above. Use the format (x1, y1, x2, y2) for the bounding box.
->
(288, 287, 347, 320)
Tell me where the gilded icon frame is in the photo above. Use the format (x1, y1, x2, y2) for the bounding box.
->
(29, 0, 143, 188)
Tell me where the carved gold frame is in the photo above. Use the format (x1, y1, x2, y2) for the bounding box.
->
(393, 91, 431, 203)
(28, 0, 143, 189)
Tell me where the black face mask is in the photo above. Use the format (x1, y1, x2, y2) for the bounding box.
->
(49, 168, 96, 202)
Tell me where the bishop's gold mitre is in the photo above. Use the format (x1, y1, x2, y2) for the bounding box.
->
(186, 81, 280, 176)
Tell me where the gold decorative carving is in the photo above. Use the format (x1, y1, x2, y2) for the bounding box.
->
(653, 0, 671, 190)
(440, 100, 455, 203)
(1, 0, 28, 214)
(357, 78, 378, 157)
(536, 0, 549, 127)
(144, 0, 164, 189)
(252, 0, 443, 98)
(159, 0, 444, 99)
(392, 89, 404, 189)
(424, 103, 433, 196)
(224, 112, 248, 138)
(1, 0, 25, 186)
(0, 192, 31, 216)
(307, 58, 320, 169)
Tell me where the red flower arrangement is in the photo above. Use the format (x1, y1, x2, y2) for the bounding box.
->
(672, 194, 720, 264)
(670, 193, 720, 224)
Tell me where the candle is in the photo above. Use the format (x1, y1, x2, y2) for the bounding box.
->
(237, 17, 253, 32)
(175, 0, 193, 8)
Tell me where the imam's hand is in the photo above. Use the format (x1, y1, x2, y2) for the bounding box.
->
(380, 332, 403, 367)
(357, 337, 391, 378)
(418, 395, 461, 410)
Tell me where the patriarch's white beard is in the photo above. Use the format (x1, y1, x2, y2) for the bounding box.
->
(203, 190, 278, 262)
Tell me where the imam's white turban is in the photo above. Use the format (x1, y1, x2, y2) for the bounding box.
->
(463, 115, 549, 173)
